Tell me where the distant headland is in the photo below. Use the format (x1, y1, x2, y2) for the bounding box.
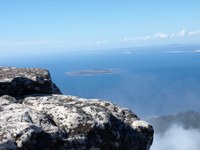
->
(66, 69, 119, 76)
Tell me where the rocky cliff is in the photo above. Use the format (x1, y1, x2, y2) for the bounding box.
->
(0, 67, 153, 150)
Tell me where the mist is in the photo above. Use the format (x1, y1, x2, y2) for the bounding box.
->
(151, 124, 200, 150)
(96, 72, 200, 117)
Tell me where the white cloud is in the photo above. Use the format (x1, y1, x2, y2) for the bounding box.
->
(143, 36, 152, 40)
(151, 124, 200, 150)
(124, 51, 131, 54)
(1, 28, 200, 51)
(135, 35, 152, 41)
(179, 29, 186, 37)
(96, 40, 108, 45)
(188, 30, 200, 36)
(154, 33, 168, 39)
(131, 32, 169, 42)
(123, 38, 134, 42)
(193, 49, 200, 53)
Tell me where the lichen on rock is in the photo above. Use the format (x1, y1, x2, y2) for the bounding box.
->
(0, 67, 153, 150)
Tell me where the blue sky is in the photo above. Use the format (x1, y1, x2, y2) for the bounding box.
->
(0, 0, 200, 55)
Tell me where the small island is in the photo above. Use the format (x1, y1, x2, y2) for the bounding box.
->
(66, 69, 119, 76)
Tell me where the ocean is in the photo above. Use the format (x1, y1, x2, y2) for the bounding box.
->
(2, 44, 200, 118)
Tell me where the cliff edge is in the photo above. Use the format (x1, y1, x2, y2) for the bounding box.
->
(0, 67, 153, 150)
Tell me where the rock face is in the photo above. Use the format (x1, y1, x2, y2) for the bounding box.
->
(0, 67, 153, 150)
(0, 67, 61, 97)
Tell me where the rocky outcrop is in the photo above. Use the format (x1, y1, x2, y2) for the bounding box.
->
(0, 67, 153, 150)
(0, 67, 61, 97)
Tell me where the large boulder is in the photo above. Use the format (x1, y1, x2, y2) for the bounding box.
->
(0, 67, 153, 150)
(0, 67, 61, 97)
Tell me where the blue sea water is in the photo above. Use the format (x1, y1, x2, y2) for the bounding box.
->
(2, 45, 200, 117)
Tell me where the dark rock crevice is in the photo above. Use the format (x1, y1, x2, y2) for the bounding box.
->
(0, 77, 61, 98)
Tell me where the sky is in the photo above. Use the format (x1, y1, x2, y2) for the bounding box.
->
(0, 0, 200, 55)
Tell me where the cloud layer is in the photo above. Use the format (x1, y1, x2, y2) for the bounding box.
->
(0, 29, 200, 52)
(151, 124, 200, 150)
(123, 29, 200, 43)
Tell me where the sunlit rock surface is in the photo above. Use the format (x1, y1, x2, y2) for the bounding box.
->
(0, 67, 153, 150)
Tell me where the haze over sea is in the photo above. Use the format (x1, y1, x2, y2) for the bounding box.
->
(2, 44, 200, 118)
(1, 1, 200, 149)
